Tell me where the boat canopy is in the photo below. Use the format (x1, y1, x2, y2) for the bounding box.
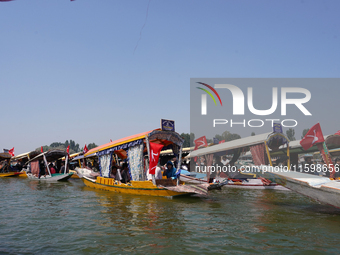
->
(26, 150, 68, 164)
(0, 152, 11, 160)
(270, 135, 332, 157)
(84, 129, 184, 159)
(71, 152, 97, 161)
(189, 132, 288, 158)
(84, 129, 184, 180)
(325, 134, 340, 148)
(12, 151, 40, 161)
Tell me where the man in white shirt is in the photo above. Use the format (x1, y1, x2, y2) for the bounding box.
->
(147, 164, 162, 181)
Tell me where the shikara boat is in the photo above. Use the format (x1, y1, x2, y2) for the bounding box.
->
(188, 132, 290, 190)
(256, 133, 340, 208)
(80, 129, 209, 197)
(0, 152, 22, 177)
(10, 151, 40, 178)
(24, 150, 73, 181)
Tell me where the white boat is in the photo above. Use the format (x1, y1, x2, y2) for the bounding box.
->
(254, 133, 340, 208)
(188, 132, 290, 190)
(24, 150, 73, 181)
(258, 166, 340, 208)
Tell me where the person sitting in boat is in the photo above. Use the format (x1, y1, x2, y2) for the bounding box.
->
(208, 156, 223, 183)
(49, 163, 56, 174)
(110, 165, 122, 183)
(303, 156, 314, 174)
(120, 163, 130, 183)
(92, 161, 99, 172)
(221, 155, 229, 166)
(60, 162, 66, 174)
(86, 161, 93, 170)
(163, 161, 177, 179)
(147, 163, 163, 181)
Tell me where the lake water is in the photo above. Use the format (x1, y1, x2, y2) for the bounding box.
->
(1, 177, 340, 254)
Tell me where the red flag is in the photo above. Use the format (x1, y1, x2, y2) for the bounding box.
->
(300, 123, 325, 150)
(8, 147, 14, 156)
(194, 136, 208, 149)
(334, 130, 340, 136)
(83, 144, 88, 154)
(149, 142, 164, 175)
(41, 146, 44, 153)
(67, 145, 70, 154)
(219, 140, 225, 144)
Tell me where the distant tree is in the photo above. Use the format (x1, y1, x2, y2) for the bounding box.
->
(251, 132, 255, 136)
(88, 143, 98, 150)
(286, 128, 296, 141)
(50, 142, 63, 148)
(215, 131, 241, 142)
(190, 133, 195, 147)
(180, 133, 191, 148)
(301, 128, 309, 139)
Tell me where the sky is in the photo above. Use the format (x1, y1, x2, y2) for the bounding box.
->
(1, 0, 339, 154)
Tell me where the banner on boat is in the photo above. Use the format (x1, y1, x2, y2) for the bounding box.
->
(161, 119, 175, 132)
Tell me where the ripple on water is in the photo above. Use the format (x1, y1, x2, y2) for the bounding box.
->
(1, 178, 340, 254)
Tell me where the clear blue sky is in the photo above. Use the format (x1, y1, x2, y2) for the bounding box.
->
(1, 0, 339, 154)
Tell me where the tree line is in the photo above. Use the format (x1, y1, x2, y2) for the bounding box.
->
(36, 140, 98, 154)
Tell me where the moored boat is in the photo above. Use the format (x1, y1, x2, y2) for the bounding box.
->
(188, 132, 290, 190)
(24, 150, 73, 181)
(255, 128, 340, 208)
(79, 128, 209, 197)
(0, 152, 22, 177)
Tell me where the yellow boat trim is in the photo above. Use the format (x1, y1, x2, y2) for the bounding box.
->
(83, 178, 191, 197)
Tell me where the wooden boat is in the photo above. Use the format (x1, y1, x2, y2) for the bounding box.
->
(0, 152, 22, 177)
(10, 151, 40, 178)
(70, 152, 99, 179)
(255, 133, 340, 208)
(79, 129, 209, 197)
(188, 132, 290, 190)
(24, 150, 73, 181)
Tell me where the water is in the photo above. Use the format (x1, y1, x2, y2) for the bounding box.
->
(1, 178, 340, 254)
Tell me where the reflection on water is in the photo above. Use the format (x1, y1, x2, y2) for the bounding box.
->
(1, 178, 340, 254)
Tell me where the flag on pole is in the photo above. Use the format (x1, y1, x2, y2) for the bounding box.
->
(41, 146, 44, 153)
(149, 142, 164, 175)
(83, 144, 88, 154)
(194, 136, 208, 149)
(8, 147, 14, 157)
(300, 123, 325, 150)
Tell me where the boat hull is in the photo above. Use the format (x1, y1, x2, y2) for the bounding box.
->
(0, 172, 23, 177)
(25, 172, 73, 181)
(82, 177, 194, 197)
(258, 167, 340, 208)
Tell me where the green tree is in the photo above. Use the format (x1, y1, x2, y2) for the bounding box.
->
(301, 128, 309, 139)
(180, 133, 191, 148)
(286, 128, 296, 141)
(251, 132, 255, 136)
(215, 131, 241, 142)
(88, 143, 98, 150)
